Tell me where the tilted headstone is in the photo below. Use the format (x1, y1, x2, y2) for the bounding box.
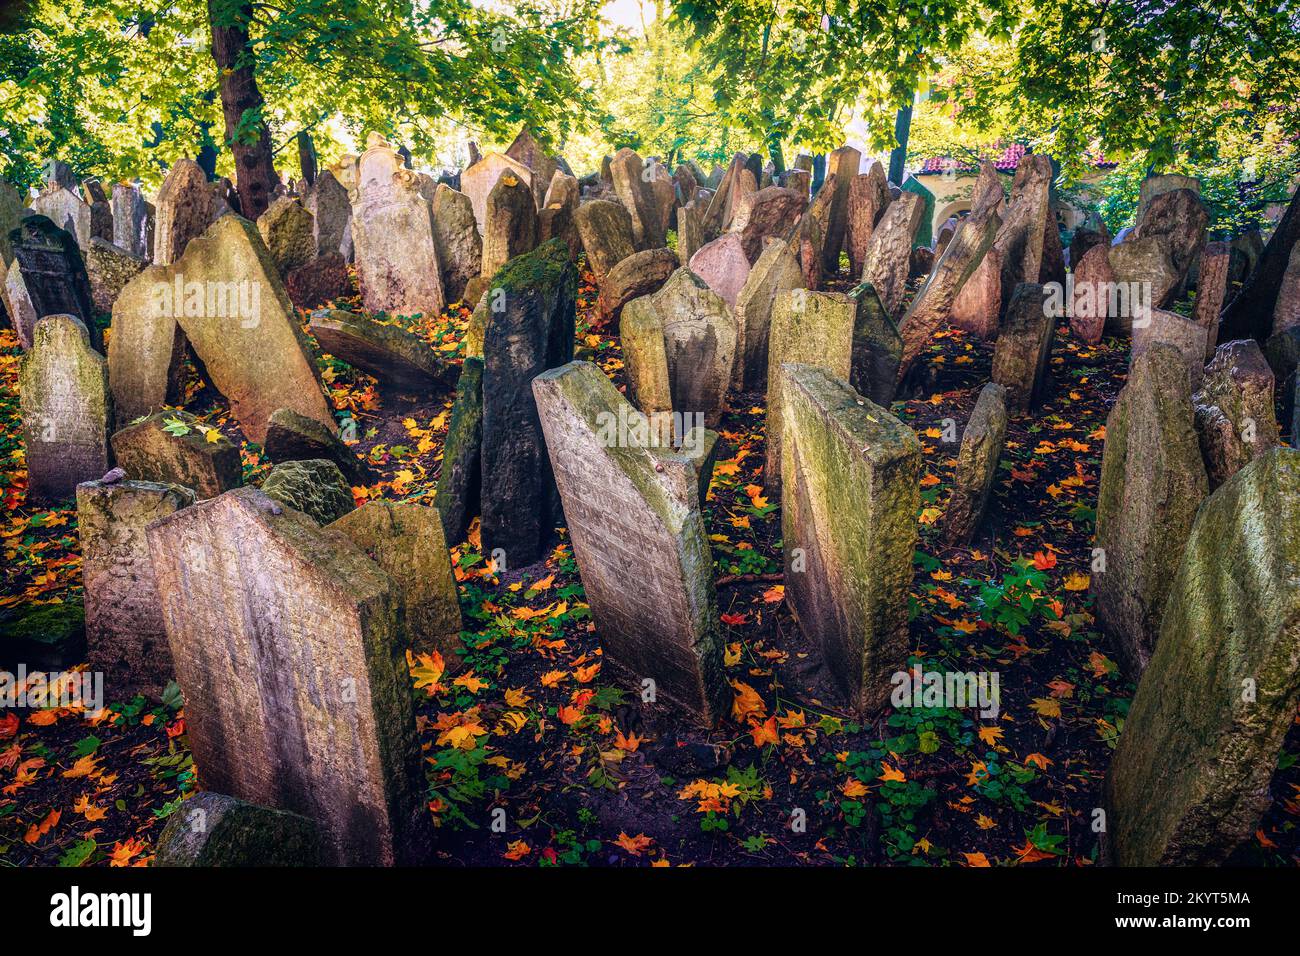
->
(687, 233, 751, 310)
(942, 383, 1008, 546)
(844, 162, 890, 278)
(430, 184, 482, 304)
(0, 177, 29, 269)
(303, 170, 351, 260)
(1194, 241, 1232, 359)
(257, 196, 316, 278)
(260, 458, 355, 525)
(434, 358, 483, 545)
(264, 406, 370, 485)
(849, 283, 903, 407)
(9, 215, 97, 348)
(532, 360, 728, 722)
(505, 127, 559, 212)
(31, 186, 92, 250)
(84, 236, 147, 313)
(42, 159, 77, 193)
(730, 186, 807, 264)
(480, 239, 576, 565)
(1135, 187, 1208, 296)
(146, 487, 432, 865)
(991, 282, 1055, 414)
(480, 172, 538, 281)
(820, 146, 861, 273)
(1109, 235, 1180, 320)
(285, 250, 350, 310)
(1092, 344, 1208, 676)
(111, 410, 241, 499)
(4, 258, 38, 349)
(111, 183, 153, 260)
(676, 201, 704, 267)
(860, 191, 923, 318)
(19, 315, 111, 503)
(596, 247, 678, 326)
(733, 238, 804, 392)
(153, 158, 216, 266)
(81, 178, 113, 244)
(154, 791, 322, 867)
(77, 477, 196, 699)
(1067, 242, 1116, 344)
(1193, 339, 1279, 488)
(778, 363, 920, 712)
(1105, 447, 1300, 865)
(1131, 307, 1210, 390)
(308, 308, 454, 392)
(574, 199, 635, 283)
(1135, 172, 1200, 226)
(328, 500, 462, 662)
(460, 152, 532, 236)
(990, 154, 1053, 317)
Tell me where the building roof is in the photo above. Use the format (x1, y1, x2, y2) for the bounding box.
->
(917, 143, 1117, 174)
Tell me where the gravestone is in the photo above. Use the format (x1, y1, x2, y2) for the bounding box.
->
(504, 127, 559, 212)
(620, 267, 737, 429)
(154, 792, 322, 867)
(1193, 339, 1279, 488)
(77, 477, 196, 700)
(844, 163, 890, 278)
(991, 154, 1053, 317)
(480, 239, 576, 565)
(82, 179, 113, 245)
(779, 363, 920, 713)
(31, 186, 92, 249)
(1136, 173, 1200, 224)
(900, 176, 936, 249)
(991, 282, 1055, 414)
(687, 233, 750, 309)
(574, 199, 636, 283)
(532, 360, 728, 723)
(1194, 242, 1231, 358)
(19, 315, 111, 503)
(261, 458, 355, 525)
(84, 237, 147, 313)
(1093, 344, 1208, 677)
(480, 172, 538, 280)
(460, 152, 532, 235)
(328, 501, 462, 662)
(257, 196, 316, 278)
(308, 309, 453, 392)
(3, 259, 38, 348)
(950, 248, 1002, 340)
(434, 358, 483, 545)
(304, 170, 351, 260)
(0, 178, 28, 269)
(111, 410, 241, 499)
(596, 247, 678, 326)
(1135, 187, 1208, 297)
(154, 159, 216, 266)
(676, 201, 704, 266)
(9, 215, 98, 348)
(285, 251, 350, 310)
(1105, 447, 1300, 865)
(764, 289, 857, 491)
(610, 148, 663, 250)
(733, 238, 804, 392)
(942, 383, 1008, 546)
(849, 283, 903, 407)
(146, 486, 432, 866)
(264, 406, 369, 485)
(1131, 307, 1210, 390)
(1109, 235, 1180, 319)
(1068, 242, 1116, 344)
(731, 186, 807, 263)
(821, 146, 861, 273)
(430, 184, 481, 304)
(109, 183, 151, 261)
(860, 192, 923, 317)
(1271, 241, 1300, 336)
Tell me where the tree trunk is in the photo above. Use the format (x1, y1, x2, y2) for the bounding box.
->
(889, 102, 913, 187)
(1219, 184, 1300, 341)
(207, 0, 277, 220)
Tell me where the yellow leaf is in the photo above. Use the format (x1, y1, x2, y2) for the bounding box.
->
(1030, 697, 1062, 718)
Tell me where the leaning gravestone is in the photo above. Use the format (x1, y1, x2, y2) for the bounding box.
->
(154, 791, 323, 867)
(304, 170, 351, 260)
(575, 200, 636, 283)
(264, 407, 370, 485)
(1193, 339, 1280, 488)
(480, 239, 576, 565)
(480, 172, 538, 281)
(111, 183, 153, 261)
(84, 237, 147, 313)
(505, 127, 559, 212)
(676, 201, 704, 267)
(0, 177, 30, 269)
(849, 283, 903, 407)
(991, 154, 1054, 315)
(20, 315, 111, 503)
(434, 358, 484, 545)
(532, 360, 728, 723)
(430, 184, 481, 304)
(860, 192, 923, 317)
(153, 158, 215, 266)
(260, 458, 355, 526)
(1194, 241, 1232, 358)
(31, 186, 92, 250)
(595, 247, 678, 326)
(620, 267, 737, 429)
(146, 486, 432, 866)
(110, 410, 241, 499)
(733, 238, 805, 392)
(328, 501, 462, 662)
(82, 179, 113, 245)
(844, 162, 890, 278)
(1092, 344, 1208, 677)
(731, 186, 807, 264)
(942, 383, 1008, 546)
(1105, 447, 1300, 865)
(9, 215, 98, 348)
(1109, 235, 1181, 318)
(821, 145, 861, 273)
(764, 289, 856, 492)
(1131, 307, 1210, 390)
(77, 477, 196, 700)
(3, 260, 38, 348)
(1135, 187, 1208, 293)
(351, 140, 446, 318)
(308, 309, 454, 392)
(991, 282, 1055, 414)
(257, 196, 316, 278)
(687, 233, 751, 310)
(1068, 242, 1116, 344)
(779, 363, 920, 713)
(610, 147, 663, 250)
(460, 152, 532, 235)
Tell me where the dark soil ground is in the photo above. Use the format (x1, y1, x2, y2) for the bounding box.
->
(1, 259, 1297, 868)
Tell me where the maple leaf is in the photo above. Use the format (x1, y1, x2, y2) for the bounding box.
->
(962, 852, 991, 867)
(24, 808, 60, 843)
(1031, 550, 1057, 570)
(540, 670, 568, 688)
(975, 814, 997, 830)
(614, 728, 643, 752)
(1063, 571, 1090, 591)
(730, 680, 766, 723)
(1047, 679, 1075, 699)
(1013, 839, 1055, 864)
(72, 794, 108, 821)
(62, 754, 101, 779)
(453, 673, 487, 694)
(1024, 753, 1053, 770)
(762, 585, 784, 604)
(503, 840, 531, 861)
(880, 762, 906, 783)
(574, 662, 601, 683)
(504, 687, 531, 708)
(557, 704, 586, 725)
(1030, 697, 1062, 718)
(842, 778, 870, 798)
(977, 725, 1004, 746)
(614, 832, 654, 856)
(750, 716, 779, 747)
(720, 611, 748, 626)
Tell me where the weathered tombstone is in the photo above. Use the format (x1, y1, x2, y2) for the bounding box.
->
(434, 358, 483, 544)
(1135, 187, 1208, 293)
(950, 248, 1002, 340)
(821, 146, 861, 273)
(1109, 235, 1180, 320)
(676, 201, 703, 267)
(31, 186, 93, 250)
(849, 283, 903, 407)
(646, 160, 678, 248)
(942, 383, 1007, 545)
(733, 238, 804, 392)
(426, 184, 481, 305)
(42, 159, 77, 193)
(764, 289, 857, 491)
(81, 178, 114, 244)
(328, 500, 462, 661)
(480, 172, 538, 280)
(257, 196, 316, 278)
(687, 233, 751, 310)
(1193, 339, 1279, 488)
(596, 247, 678, 326)
(846, 163, 891, 273)
(77, 477, 196, 699)
(20, 315, 111, 503)
(1135, 172, 1200, 226)
(1131, 307, 1210, 390)
(260, 458, 355, 525)
(860, 192, 923, 317)
(1068, 242, 1116, 344)
(779, 363, 920, 712)
(3, 259, 37, 348)
(84, 236, 147, 313)
(1272, 241, 1300, 336)
(532, 360, 728, 722)
(112, 214, 334, 443)
(621, 267, 737, 429)
(505, 127, 559, 212)
(460, 152, 532, 235)
(264, 406, 369, 484)
(154, 792, 323, 867)
(285, 250, 350, 310)
(9, 215, 98, 347)
(308, 309, 453, 392)
(730, 186, 807, 264)
(701, 153, 747, 237)
(990, 282, 1055, 414)
(111, 410, 241, 499)
(303, 170, 351, 260)
(609, 148, 661, 250)
(146, 486, 432, 865)
(900, 176, 937, 249)
(0, 177, 28, 269)
(114, 182, 152, 260)
(1105, 447, 1300, 865)
(574, 199, 636, 283)
(991, 154, 1053, 317)
(1092, 344, 1208, 677)
(153, 158, 216, 266)
(480, 239, 576, 565)
(1192, 242, 1230, 360)
(351, 148, 446, 319)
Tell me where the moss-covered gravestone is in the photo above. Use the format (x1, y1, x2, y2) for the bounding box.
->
(1193, 339, 1280, 489)
(779, 364, 920, 713)
(20, 315, 111, 504)
(435, 358, 484, 545)
(263, 406, 370, 485)
(154, 791, 323, 867)
(480, 239, 576, 565)
(532, 361, 728, 723)
(111, 410, 241, 499)
(308, 308, 454, 392)
(146, 487, 432, 865)
(256, 196, 315, 278)
(941, 383, 1008, 546)
(77, 478, 196, 700)
(848, 283, 903, 407)
(261, 458, 354, 526)
(1106, 448, 1300, 865)
(1093, 345, 1208, 677)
